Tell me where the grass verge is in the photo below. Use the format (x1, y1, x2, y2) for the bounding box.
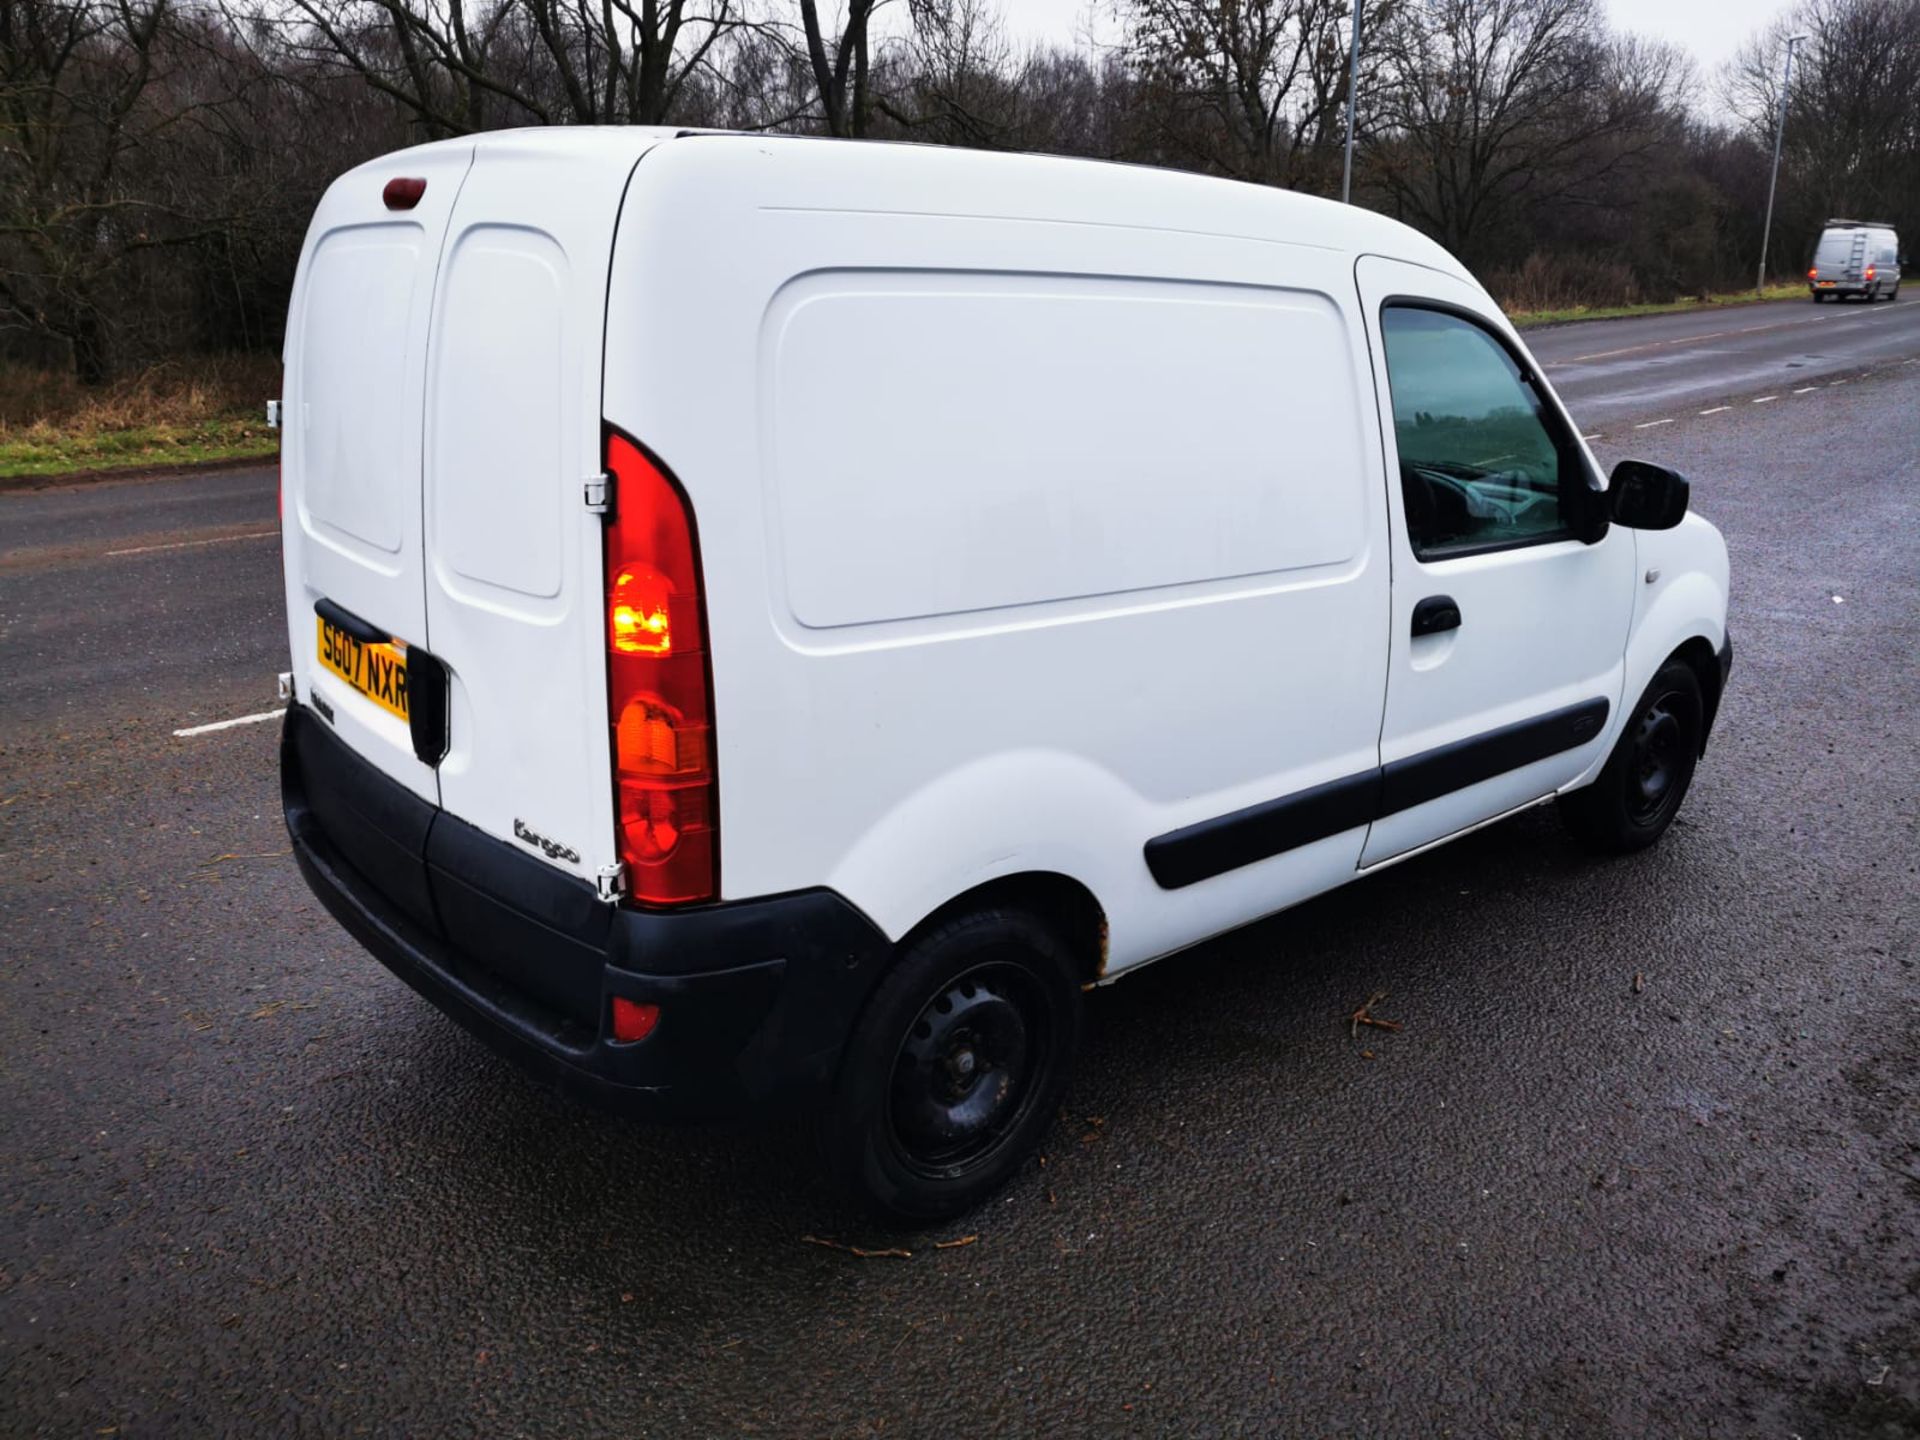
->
(0, 419, 277, 480)
(0, 356, 280, 481)
(1507, 282, 1808, 328)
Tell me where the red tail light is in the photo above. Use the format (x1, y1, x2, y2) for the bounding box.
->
(610, 997, 661, 1043)
(1865, 265, 1876, 280)
(603, 432, 716, 905)
(383, 177, 427, 210)
(1808, 268, 1818, 279)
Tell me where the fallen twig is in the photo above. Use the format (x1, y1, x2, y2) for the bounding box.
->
(1350, 990, 1404, 1039)
(933, 1235, 978, 1250)
(801, 1234, 911, 1259)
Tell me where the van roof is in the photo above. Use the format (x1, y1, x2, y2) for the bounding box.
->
(1823, 218, 1898, 229)
(346, 126, 1476, 289)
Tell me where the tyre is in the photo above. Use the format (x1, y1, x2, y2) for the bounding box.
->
(1559, 658, 1704, 855)
(819, 906, 1084, 1224)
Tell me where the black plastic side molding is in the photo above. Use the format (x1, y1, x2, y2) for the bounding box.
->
(1144, 698, 1611, 889)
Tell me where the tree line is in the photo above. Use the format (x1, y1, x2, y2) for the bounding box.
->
(3, 0, 1916, 382)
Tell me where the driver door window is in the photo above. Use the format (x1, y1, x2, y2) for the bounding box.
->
(1381, 305, 1575, 559)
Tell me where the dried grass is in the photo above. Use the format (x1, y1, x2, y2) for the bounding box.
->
(1485, 253, 1646, 315)
(0, 353, 281, 436)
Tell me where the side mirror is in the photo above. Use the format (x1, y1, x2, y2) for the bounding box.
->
(1608, 459, 1690, 530)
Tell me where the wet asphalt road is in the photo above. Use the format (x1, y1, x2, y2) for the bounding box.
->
(3, 306, 1918, 1437)
(1527, 293, 1920, 432)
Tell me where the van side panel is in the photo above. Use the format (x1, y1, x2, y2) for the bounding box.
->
(606, 141, 1396, 973)
(768, 273, 1365, 628)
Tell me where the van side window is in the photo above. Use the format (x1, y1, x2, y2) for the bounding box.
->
(1380, 304, 1576, 559)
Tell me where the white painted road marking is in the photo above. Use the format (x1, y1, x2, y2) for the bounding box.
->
(1753, 395, 1779, 403)
(106, 529, 278, 559)
(173, 708, 286, 738)
(1699, 406, 1732, 415)
(1793, 386, 1818, 394)
(1634, 418, 1675, 429)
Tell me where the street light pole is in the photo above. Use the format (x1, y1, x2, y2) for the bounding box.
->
(1757, 32, 1810, 294)
(1342, 0, 1363, 204)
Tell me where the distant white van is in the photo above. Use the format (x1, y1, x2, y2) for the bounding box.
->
(278, 130, 1732, 1221)
(1808, 218, 1902, 301)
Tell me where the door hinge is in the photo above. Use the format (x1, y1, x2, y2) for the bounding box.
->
(583, 471, 614, 515)
(265, 399, 281, 429)
(594, 862, 627, 904)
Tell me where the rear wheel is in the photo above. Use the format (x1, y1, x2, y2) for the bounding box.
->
(1812, 290, 1827, 303)
(1559, 658, 1704, 854)
(819, 906, 1083, 1224)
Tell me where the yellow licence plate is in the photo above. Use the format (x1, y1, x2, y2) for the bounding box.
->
(316, 616, 409, 721)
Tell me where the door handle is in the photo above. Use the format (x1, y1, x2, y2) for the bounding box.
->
(1411, 595, 1462, 637)
(315, 596, 389, 645)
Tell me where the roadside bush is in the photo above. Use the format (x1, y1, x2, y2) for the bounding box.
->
(1483, 255, 1644, 314)
(0, 355, 281, 434)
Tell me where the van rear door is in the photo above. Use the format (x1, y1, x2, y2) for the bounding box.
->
(281, 143, 473, 803)
(421, 133, 651, 885)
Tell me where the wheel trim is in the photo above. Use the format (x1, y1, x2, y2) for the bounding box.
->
(887, 961, 1055, 1178)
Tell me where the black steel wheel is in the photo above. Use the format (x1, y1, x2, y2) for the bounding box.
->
(1625, 687, 1691, 827)
(888, 962, 1055, 1178)
(819, 907, 1083, 1224)
(1560, 657, 1705, 854)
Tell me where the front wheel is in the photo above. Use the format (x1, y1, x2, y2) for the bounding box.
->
(1559, 658, 1705, 854)
(819, 906, 1083, 1224)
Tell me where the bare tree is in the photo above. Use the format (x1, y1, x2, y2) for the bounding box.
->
(1367, 0, 1682, 266)
(796, 0, 880, 135)
(0, 0, 248, 379)
(1727, 0, 1920, 246)
(268, 0, 749, 136)
(1118, 0, 1364, 187)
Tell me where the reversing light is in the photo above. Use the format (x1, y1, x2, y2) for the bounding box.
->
(383, 177, 427, 211)
(611, 997, 661, 1043)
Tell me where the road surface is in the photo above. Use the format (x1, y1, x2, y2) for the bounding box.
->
(3, 299, 1917, 1436)
(1527, 292, 1920, 433)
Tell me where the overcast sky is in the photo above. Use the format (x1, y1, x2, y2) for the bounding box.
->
(989, 0, 1801, 78)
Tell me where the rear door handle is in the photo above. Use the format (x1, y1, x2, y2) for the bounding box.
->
(315, 597, 389, 645)
(1411, 595, 1461, 637)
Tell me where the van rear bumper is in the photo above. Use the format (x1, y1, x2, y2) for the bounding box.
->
(281, 704, 891, 1119)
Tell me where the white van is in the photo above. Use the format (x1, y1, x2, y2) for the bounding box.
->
(279, 129, 1732, 1221)
(1808, 218, 1902, 301)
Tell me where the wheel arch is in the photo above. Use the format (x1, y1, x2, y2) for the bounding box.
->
(897, 871, 1110, 986)
(1668, 634, 1724, 755)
